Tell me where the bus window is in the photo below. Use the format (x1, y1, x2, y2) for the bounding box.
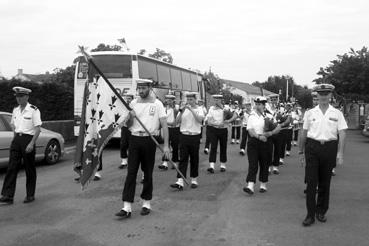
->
(157, 64, 170, 88)
(91, 55, 132, 78)
(181, 71, 191, 91)
(138, 59, 158, 83)
(190, 74, 198, 92)
(170, 68, 182, 89)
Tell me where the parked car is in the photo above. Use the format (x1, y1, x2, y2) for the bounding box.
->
(0, 111, 65, 168)
(362, 115, 369, 137)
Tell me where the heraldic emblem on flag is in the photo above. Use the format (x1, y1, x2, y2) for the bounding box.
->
(74, 74, 130, 188)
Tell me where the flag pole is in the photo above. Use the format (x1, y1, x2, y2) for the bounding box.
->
(78, 46, 189, 185)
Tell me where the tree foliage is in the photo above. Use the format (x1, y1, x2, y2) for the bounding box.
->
(314, 46, 369, 102)
(253, 75, 313, 109)
(51, 65, 75, 88)
(148, 48, 173, 64)
(91, 43, 122, 52)
(203, 70, 222, 95)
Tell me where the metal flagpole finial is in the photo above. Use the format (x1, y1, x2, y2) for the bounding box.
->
(78, 45, 92, 61)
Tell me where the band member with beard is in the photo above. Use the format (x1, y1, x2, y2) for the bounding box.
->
(205, 94, 237, 173)
(158, 94, 180, 171)
(243, 96, 281, 195)
(170, 93, 205, 190)
(115, 79, 170, 219)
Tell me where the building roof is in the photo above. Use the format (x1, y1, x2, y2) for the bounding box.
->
(13, 69, 52, 83)
(221, 79, 275, 96)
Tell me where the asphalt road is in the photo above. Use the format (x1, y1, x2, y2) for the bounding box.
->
(0, 130, 369, 246)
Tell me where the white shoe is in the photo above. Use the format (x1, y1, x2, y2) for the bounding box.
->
(243, 182, 255, 194)
(240, 149, 245, 155)
(260, 182, 267, 193)
(279, 158, 284, 165)
(236, 140, 240, 144)
(272, 166, 279, 174)
(94, 171, 101, 181)
(204, 148, 209, 154)
(220, 163, 226, 172)
(286, 151, 290, 156)
(231, 139, 235, 144)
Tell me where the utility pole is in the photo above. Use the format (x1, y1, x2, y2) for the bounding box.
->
(286, 78, 289, 102)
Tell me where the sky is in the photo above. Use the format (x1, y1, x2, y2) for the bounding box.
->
(1, 0, 369, 88)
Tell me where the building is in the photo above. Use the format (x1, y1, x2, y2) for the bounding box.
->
(13, 69, 52, 84)
(221, 79, 278, 105)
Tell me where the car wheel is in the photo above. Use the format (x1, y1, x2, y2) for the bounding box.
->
(44, 139, 61, 165)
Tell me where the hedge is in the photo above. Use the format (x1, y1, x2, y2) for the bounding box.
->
(0, 79, 73, 121)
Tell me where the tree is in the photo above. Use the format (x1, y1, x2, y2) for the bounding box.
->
(313, 46, 369, 102)
(138, 49, 146, 55)
(149, 48, 173, 64)
(203, 69, 222, 94)
(51, 65, 75, 88)
(91, 43, 122, 52)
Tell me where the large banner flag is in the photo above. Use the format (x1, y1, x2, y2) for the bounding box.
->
(74, 74, 130, 188)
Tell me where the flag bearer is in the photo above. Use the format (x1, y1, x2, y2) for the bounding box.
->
(115, 79, 170, 219)
(119, 93, 134, 169)
(239, 102, 252, 155)
(205, 94, 237, 173)
(0, 87, 41, 205)
(158, 94, 180, 170)
(243, 96, 280, 195)
(170, 93, 205, 190)
(299, 84, 347, 227)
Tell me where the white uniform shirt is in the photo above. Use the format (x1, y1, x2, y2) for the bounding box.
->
(180, 106, 204, 134)
(242, 111, 252, 127)
(11, 103, 42, 135)
(166, 107, 176, 125)
(206, 106, 224, 126)
(303, 105, 348, 141)
(247, 111, 265, 135)
(129, 99, 166, 135)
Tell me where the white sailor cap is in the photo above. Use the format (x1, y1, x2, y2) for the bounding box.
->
(313, 83, 335, 93)
(254, 96, 267, 103)
(13, 86, 32, 96)
(136, 79, 153, 86)
(212, 94, 223, 99)
(165, 94, 176, 99)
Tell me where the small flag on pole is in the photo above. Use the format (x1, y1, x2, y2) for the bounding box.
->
(74, 72, 130, 188)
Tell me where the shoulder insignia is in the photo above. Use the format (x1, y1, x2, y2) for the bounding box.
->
(30, 105, 38, 110)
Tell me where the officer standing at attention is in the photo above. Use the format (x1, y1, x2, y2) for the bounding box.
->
(243, 96, 280, 195)
(115, 79, 170, 219)
(205, 94, 237, 173)
(0, 87, 42, 205)
(239, 102, 252, 156)
(170, 93, 205, 190)
(119, 93, 134, 169)
(299, 84, 347, 227)
(159, 94, 180, 170)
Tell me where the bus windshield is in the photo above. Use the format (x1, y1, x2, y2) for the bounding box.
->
(78, 55, 132, 79)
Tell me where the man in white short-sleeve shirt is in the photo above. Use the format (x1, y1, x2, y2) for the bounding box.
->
(299, 83, 347, 227)
(116, 79, 170, 219)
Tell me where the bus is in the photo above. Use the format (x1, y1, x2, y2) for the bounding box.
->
(73, 51, 206, 137)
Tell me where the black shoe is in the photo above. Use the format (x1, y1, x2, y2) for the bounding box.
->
(191, 183, 198, 189)
(259, 188, 267, 193)
(207, 167, 214, 174)
(74, 177, 80, 182)
(0, 196, 13, 205)
(158, 165, 168, 171)
(119, 164, 127, 169)
(204, 149, 209, 154)
(140, 207, 151, 216)
(170, 183, 184, 191)
(23, 196, 35, 203)
(243, 187, 254, 195)
(115, 209, 131, 218)
(316, 213, 327, 222)
(302, 216, 315, 226)
(272, 170, 279, 175)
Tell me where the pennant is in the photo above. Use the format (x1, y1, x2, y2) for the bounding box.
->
(74, 75, 130, 188)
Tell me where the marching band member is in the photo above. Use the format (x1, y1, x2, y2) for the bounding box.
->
(291, 104, 302, 146)
(119, 93, 134, 169)
(231, 101, 242, 144)
(239, 102, 252, 155)
(205, 94, 237, 173)
(197, 99, 207, 143)
(243, 96, 281, 195)
(115, 79, 169, 219)
(159, 94, 180, 170)
(276, 103, 293, 164)
(170, 93, 205, 190)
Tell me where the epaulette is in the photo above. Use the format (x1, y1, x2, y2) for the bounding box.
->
(30, 105, 38, 110)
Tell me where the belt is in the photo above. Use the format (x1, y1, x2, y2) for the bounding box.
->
(307, 138, 337, 145)
(131, 131, 151, 137)
(210, 125, 226, 129)
(181, 131, 199, 136)
(15, 132, 33, 137)
(168, 126, 179, 128)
